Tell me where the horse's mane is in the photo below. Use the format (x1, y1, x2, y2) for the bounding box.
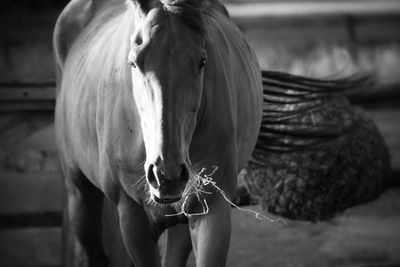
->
(159, 0, 205, 34)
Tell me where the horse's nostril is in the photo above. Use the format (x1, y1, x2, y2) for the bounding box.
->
(147, 163, 189, 193)
(147, 164, 159, 189)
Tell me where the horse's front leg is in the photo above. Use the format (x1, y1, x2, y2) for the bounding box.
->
(117, 193, 161, 267)
(161, 223, 192, 267)
(61, 165, 108, 267)
(189, 194, 232, 267)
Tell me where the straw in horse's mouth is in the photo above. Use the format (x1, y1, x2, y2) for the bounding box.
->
(133, 165, 286, 226)
(165, 166, 287, 227)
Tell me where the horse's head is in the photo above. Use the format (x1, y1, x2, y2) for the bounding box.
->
(128, 0, 206, 204)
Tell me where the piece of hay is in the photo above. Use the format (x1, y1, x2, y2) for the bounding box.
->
(167, 166, 286, 226)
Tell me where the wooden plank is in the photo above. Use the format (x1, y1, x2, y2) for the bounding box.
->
(241, 17, 350, 40)
(354, 15, 400, 42)
(0, 82, 55, 110)
(0, 112, 54, 149)
(0, 227, 62, 267)
(0, 87, 55, 101)
(0, 100, 56, 111)
(226, 1, 400, 20)
(0, 212, 62, 229)
(0, 83, 398, 109)
(0, 171, 62, 215)
(0, 40, 55, 83)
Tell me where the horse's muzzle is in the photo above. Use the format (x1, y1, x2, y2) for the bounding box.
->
(147, 163, 189, 203)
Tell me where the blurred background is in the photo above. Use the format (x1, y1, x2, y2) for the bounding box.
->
(0, 0, 399, 266)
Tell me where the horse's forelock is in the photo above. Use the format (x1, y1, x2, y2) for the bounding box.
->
(158, 0, 205, 35)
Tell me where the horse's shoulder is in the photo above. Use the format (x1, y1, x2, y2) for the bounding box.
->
(53, 0, 94, 70)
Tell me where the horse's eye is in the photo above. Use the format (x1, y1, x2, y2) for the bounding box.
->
(198, 58, 207, 70)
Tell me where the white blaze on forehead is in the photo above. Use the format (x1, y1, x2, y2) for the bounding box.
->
(131, 69, 165, 161)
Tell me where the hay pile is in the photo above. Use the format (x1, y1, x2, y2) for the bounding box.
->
(244, 71, 390, 221)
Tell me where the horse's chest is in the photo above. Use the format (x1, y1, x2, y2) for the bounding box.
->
(144, 205, 188, 234)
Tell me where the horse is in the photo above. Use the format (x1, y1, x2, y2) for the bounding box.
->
(53, 0, 262, 266)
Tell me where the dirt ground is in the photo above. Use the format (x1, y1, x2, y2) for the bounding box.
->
(1, 106, 399, 267)
(186, 188, 400, 267)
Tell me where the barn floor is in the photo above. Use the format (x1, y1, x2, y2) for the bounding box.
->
(0, 106, 399, 267)
(186, 188, 400, 267)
